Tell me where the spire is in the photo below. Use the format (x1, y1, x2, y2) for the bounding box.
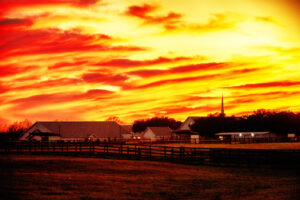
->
(221, 95, 225, 117)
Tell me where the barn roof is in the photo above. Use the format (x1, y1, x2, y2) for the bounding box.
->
(29, 121, 129, 138)
(121, 125, 133, 133)
(187, 116, 205, 121)
(147, 127, 172, 137)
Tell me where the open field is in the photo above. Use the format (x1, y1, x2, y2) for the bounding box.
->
(0, 155, 299, 200)
(155, 142, 300, 150)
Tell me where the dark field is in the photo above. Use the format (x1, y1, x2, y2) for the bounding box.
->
(0, 155, 299, 200)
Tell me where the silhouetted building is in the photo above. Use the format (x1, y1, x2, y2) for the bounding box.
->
(143, 127, 173, 141)
(220, 95, 225, 117)
(20, 121, 131, 142)
(216, 131, 272, 140)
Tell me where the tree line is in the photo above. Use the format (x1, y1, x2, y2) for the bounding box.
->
(191, 109, 300, 138)
(0, 120, 32, 142)
(1, 109, 300, 142)
(132, 117, 182, 132)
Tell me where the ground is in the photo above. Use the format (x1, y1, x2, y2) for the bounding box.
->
(155, 142, 300, 149)
(0, 155, 299, 200)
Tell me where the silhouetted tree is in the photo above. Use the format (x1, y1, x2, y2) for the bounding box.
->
(0, 119, 32, 142)
(105, 116, 123, 124)
(132, 117, 182, 133)
(191, 110, 300, 138)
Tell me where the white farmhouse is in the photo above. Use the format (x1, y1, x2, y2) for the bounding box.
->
(179, 116, 204, 131)
(143, 127, 173, 141)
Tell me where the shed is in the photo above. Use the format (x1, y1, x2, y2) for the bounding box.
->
(143, 127, 173, 141)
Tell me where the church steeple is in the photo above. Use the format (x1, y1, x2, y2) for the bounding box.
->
(220, 95, 225, 117)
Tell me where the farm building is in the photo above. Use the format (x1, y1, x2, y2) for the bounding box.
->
(121, 125, 133, 139)
(20, 121, 131, 142)
(179, 116, 204, 131)
(216, 132, 272, 140)
(143, 127, 173, 141)
(132, 132, 143, 140)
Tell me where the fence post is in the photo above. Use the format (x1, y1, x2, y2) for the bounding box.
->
(138, 147, 141, 159)
(164, 146, 167, 159)
(16, 142, 19, 153)
(180, 147, 185, 160)
(149, 145, 152, 160)
(93, 142, 95, 154)
(66, 142, 69, 153)
(40, 141, 43, 153)
(79, 142, 82, 152)
(135, 144, 137, 157)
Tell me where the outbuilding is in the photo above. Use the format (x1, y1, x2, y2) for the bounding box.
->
(20, 121, 131, 142)
(216, 131, 272, 140)
(143, 127, 173, 141)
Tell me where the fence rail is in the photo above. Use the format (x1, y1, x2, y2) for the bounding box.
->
(1, 141, 300, 168)
(123, 137, 300, 144)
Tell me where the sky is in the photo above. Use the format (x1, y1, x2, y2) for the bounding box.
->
(1, 0, 300, 126)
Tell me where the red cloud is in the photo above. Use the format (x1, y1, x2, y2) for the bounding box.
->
(0, 64, 36, 78)
(11, 78, 83, 92)
(0, 0, 100, 17)
(145, 104, 237, 116)
(229, 81, 300, 89)
(9, 89, 114, 110)
(0, 28, 144, 59)
(127, 4, 182, 24)
(127, 67, 261, 90)
(82, 73, 128, 84)
(0, 82, 10, 94)
(95, 56, 189, 68)
(0, 18, 33, 30)
(128, 62, 226, 77)
(135, 74, 219, 89)
(48, 60, 88, 70)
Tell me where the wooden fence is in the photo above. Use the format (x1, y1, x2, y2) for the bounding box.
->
(126, 137, 300, 145)
(1, 141, 300, 168)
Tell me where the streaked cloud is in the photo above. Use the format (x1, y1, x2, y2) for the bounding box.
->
(1, 0, 300, 124)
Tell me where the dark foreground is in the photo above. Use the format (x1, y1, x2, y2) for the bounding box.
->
(0, 155, 299, 200)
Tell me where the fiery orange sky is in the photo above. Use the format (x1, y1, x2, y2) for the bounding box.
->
(1, 0, 300, 125)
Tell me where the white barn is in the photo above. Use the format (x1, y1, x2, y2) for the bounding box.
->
(20, 121, 131, 142)
(143, 127, 173, 141)
(179, 116, 204, 130)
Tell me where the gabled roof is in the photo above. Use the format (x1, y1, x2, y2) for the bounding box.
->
(121, 125, 133, 133)
(187, 116, 206, 121)
(28, 121, 129, 138)
(147, 127, 172, 137)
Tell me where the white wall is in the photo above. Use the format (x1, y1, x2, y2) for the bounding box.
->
(180, 117, 194, 130)
(20, 123, 54, 141)
(143, 128, 155, 139)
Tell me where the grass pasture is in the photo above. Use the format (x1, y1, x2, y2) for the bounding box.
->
(0, 155, 299, 200)
(156, 142, 300, 150)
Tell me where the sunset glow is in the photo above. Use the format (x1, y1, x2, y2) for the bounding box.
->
(1, 0, 300, 124)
